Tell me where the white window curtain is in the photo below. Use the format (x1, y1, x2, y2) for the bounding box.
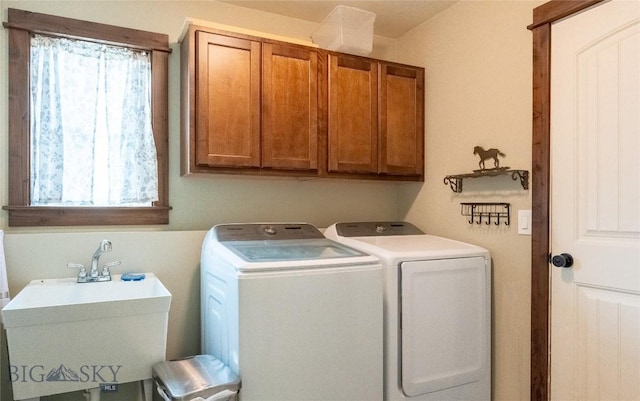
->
(30, 34, 158, 206)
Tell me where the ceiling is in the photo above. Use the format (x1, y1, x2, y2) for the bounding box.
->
(219, 1, 459, 38)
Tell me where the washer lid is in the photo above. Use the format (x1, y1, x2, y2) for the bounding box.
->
(210, 223, 377, 269)
(223, 238, 368, 263)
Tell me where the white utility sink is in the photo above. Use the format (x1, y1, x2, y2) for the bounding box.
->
(2, 274, 171, 400)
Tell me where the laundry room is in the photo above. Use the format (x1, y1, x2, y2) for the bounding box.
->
(1, 1, 536, 400)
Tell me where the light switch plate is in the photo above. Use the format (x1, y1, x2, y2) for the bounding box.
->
(518, 210, 532, 235)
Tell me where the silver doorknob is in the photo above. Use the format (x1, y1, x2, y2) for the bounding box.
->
(551, 253, 574, 268)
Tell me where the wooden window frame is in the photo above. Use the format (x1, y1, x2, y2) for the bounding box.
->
(527, 1, 604, 399)
(2, 8, 171, 226)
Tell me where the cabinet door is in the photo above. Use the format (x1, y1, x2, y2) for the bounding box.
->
(379, 64, 424, 176)
(328, 54, 378, 173)
(262, 43, 318, 170)
(196, 32, 261, 167)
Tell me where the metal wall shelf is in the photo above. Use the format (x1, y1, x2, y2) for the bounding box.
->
(443, 169, 529, 193)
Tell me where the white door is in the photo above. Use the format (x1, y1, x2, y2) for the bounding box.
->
(550, 1, 640, 400)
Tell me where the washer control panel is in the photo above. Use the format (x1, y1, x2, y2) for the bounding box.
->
(215, 223, 324, 242)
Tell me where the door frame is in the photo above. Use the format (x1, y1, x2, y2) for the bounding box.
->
(527, 1, 605, 400)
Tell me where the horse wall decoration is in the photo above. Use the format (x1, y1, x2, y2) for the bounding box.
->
(473, 146, 507, 171)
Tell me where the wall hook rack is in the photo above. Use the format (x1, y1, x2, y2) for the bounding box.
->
(460, 202, 510, 226)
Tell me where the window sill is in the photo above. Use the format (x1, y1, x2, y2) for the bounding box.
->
(2, 206, 170, 227)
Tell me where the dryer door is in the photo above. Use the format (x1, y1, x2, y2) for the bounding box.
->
(400, 257, 489, 396)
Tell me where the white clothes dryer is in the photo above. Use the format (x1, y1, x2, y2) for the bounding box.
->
(325, 222, 491, 401)
(201, 223, 383, 401)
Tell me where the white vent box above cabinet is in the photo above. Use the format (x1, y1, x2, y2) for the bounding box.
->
(311, 5, 376, 56)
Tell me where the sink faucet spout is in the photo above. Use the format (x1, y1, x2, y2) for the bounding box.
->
(91, 240, 112, 277)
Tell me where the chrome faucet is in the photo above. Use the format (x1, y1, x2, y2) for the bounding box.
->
(68, 239, 121, 283)
(91, 240, 112, 278)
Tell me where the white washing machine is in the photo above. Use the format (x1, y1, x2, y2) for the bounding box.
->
(201, 223, 383, 401)
(324, 221, 491, 401)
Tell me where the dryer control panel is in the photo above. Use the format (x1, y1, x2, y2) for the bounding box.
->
(335, 221, 424, 237)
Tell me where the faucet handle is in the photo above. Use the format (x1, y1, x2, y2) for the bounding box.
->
(101, 261, 121, 276)
(67, 263, 87, 279)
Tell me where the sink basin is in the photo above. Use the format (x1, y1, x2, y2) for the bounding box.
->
(2, 274, 171, 400)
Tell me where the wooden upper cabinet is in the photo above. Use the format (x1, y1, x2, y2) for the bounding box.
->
(181, 26, 423, 181)
(195, 31, 261, 168)
(379, 63, 424, 177)
(328, 55, 424, 178)
(328, 54, 378, 173)
(262, 43, 318, 171)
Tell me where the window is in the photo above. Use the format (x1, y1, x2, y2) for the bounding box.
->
(3, 9, 171, 226)
(30, 35, 158, 207)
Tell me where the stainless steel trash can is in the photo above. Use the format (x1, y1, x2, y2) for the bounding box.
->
(153, 355, 241, 401)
